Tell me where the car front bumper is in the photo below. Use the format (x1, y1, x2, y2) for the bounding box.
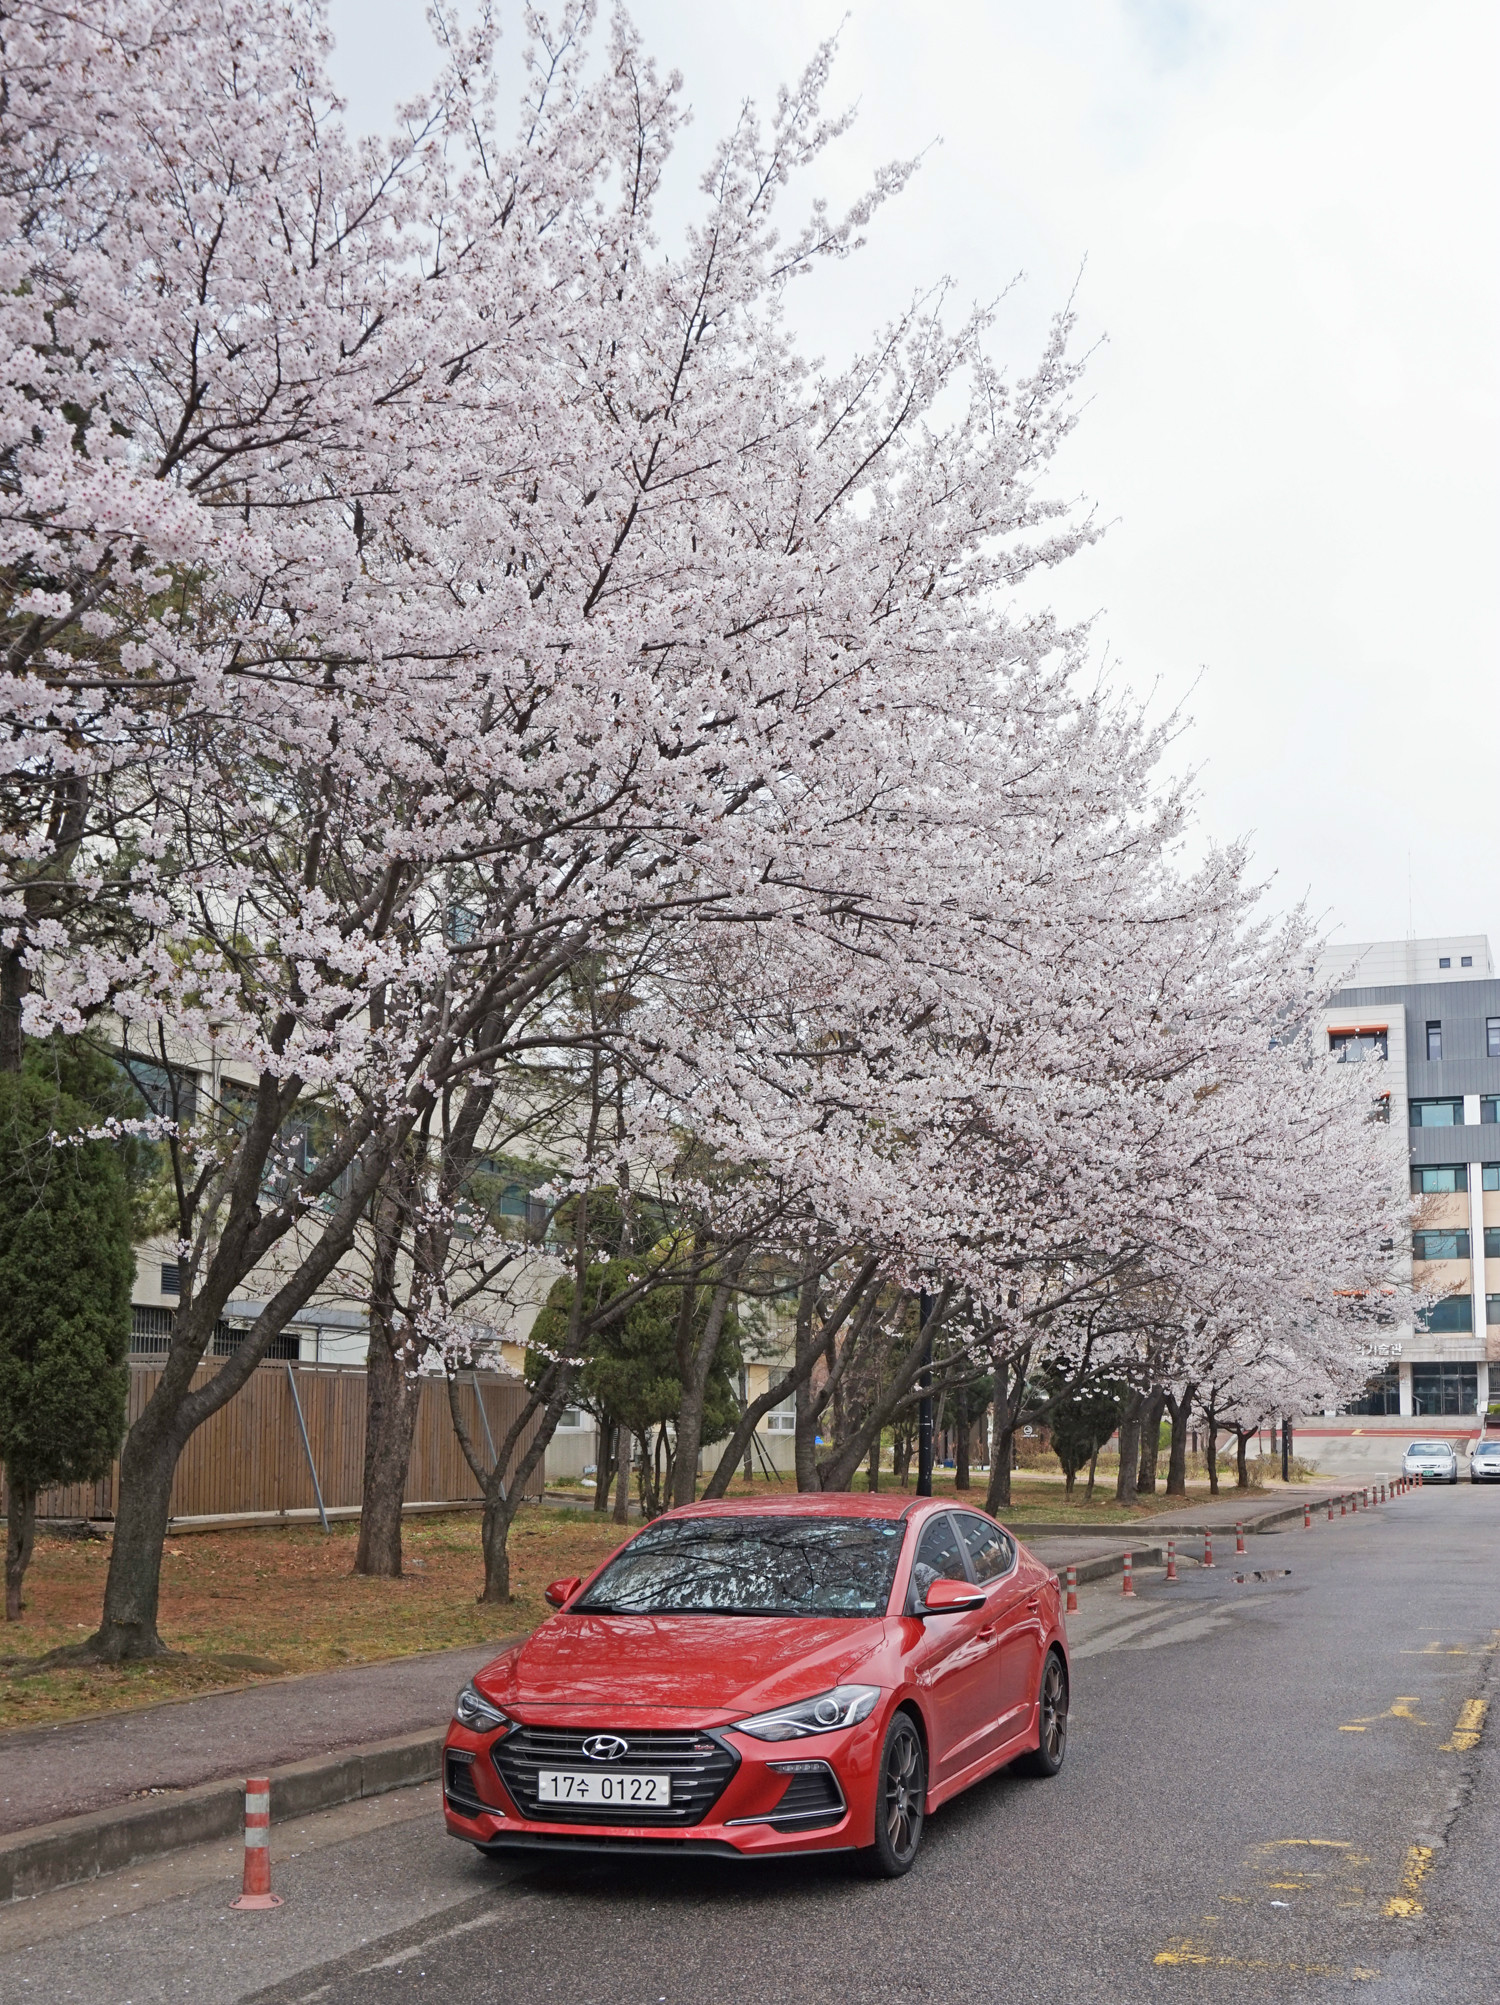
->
(442, 1713, 882, 1859)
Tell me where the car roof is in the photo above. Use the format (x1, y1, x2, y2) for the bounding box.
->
(663, 1493, 959, 1524)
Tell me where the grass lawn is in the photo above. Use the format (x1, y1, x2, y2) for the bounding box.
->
(0, 1506, 630, 1736)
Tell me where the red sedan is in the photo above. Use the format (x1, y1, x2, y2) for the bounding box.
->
(442, 1494, 1069, 1876)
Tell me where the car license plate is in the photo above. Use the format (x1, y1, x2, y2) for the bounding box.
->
(536, 1770, 671, 1807)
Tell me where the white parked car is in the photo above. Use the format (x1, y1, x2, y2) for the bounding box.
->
(1403, 1440, 1459, 1484)
(1469, 1438, 1500, 1485)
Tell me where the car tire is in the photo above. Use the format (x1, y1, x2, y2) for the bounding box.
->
(862, 1710, 927, 1878)
(1015, 1649, 1069, 1778)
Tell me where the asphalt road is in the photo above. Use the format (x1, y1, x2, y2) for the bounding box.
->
(2, 1484, 1497, 2005)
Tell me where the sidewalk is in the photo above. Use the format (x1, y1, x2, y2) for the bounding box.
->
(0, 1640, 511, 1840)
(1011, 1486, 1358, 1542)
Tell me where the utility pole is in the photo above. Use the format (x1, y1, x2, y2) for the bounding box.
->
(917, 1290, 935, 1497)
(1281, 1413, 1292, 1484)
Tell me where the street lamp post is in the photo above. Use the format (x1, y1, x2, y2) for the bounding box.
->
(917, 1290, 935, 1497)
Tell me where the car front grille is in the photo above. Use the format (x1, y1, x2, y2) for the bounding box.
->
(492, 1726, 739, 1826)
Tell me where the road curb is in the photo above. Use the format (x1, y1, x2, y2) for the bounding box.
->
(1053, 1546, 1164, 1590)
(0, 1725, 444, 1906)
(1023, 1493, 1363, 1540)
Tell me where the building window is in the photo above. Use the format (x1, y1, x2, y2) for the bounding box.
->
(1489, 1296, 1500, 1326)
(764, 1398, 797, 1432)
(1426, 1021, 1443, 1060)
(556, 1407, 586, 1430)
(1342, 1366, 1400, 1416)
(1416, 1296, 1473, 1333)
(1412, 1164, 1468, 1194)
(159, 1262, 181, 1296)
(1483, 1098, 1500, 1125)
(1439, 958, 1451, 970)
(1413, 1231, 1470, 1261)
(120, 1055, 198, 1126)
(1462, 956, 1474, 968)
(1410, 1098, 1463, 1127)
(130, 1304, 176, 1355)
(1489, 1019, 1500, 1058)
(1329, 1030, 1387, 1063)
(1411, 1362, 1477, 1415)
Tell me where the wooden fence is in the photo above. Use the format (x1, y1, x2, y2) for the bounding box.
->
(2, 1362, 541, 1525)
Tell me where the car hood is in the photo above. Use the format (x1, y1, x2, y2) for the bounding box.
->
(476, 1612, 894, 1720)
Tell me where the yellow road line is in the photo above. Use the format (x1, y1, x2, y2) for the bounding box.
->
(1441, 1698, 1487, 1752)
(1383, 1844, 1433, 1918)
(1152, 1940, 1377, 1978)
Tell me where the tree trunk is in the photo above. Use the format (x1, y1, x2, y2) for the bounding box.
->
(867, 1431, 880, 1492)
(1136, 1390, 1165, 1495)
(1085, 1446, 1100, 1502)
(593, 1418, 614, 1512)
(1163, 1385, 1194, 1498)
(955, 1417, 970, 1492)
(1206, 1422, 1219, 1496)
(0, 942, 29, 1077)
(1236, 1430, 1250, 1489)
(613, 1428, 631, 1524)
(894, 1423, 912, 1489)
(1063, 1463, 1076, 1499)
(987, 1421, 1017, 1510)
(1115, 1396, 1142, 1506)
(672, 1272, 737, 1508)
(87, 1416, 183, 1658)
(5, 1478, 36, 1621)
(353, 1280, 422, 1578)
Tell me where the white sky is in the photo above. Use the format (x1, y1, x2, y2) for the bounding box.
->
(328, 0, 1500, 957)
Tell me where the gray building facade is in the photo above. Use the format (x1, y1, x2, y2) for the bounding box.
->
(1324, 934, 1499, 1418)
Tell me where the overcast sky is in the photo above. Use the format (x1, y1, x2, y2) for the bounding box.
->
(328, 0, 1500, 958)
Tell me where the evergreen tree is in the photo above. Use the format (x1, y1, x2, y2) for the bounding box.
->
(1, 1074, 133, 1619)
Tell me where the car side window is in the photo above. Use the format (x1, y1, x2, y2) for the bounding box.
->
(956, 1512, 1015, 1583)
(909, 1514, 969, 1605)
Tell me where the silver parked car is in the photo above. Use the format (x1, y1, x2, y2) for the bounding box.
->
(1404, 1439, 1459, 1484)
(1470, 1438, 1500, 1484)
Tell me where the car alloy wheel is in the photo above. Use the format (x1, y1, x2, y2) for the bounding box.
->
(864, 1712, 926, 1877)
(1017, 1649, 1069, 1777)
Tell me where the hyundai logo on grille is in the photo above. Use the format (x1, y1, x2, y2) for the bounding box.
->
(582, 1734, 629, 1761)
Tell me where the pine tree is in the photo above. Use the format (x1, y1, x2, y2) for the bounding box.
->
(1, 1075, 133, 1620)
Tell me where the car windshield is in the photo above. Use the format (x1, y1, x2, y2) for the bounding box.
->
(1408, 1443, 1451, 1455)
(573, 1516, 906, 1618)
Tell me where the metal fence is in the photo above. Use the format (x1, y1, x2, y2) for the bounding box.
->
(2, 1360, 539, 1525)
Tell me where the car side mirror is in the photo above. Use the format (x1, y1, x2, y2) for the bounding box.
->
(922, 1577, 985, 1616)
(544, 1575, 582, 1608)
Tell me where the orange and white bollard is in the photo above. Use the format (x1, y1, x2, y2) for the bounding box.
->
(1327, 1501, 1334, 1522)
(1203, 1530, 1215, 1569)
(1165, 1539, 1178, 1581)
(230, 1777, 281, 1910)
(1065, 1564, 1078, 1615)
(1340, 1496, 1347, 1516)
(1121, 1551, 1136, 1597)
(1362, 1487, 1370, 1508)
(1303, 1504, 1311, 1530)
(1235, 1521, 1246, 1556)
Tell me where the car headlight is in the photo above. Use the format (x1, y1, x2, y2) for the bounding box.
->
(732, 1685, 880, 1741)
(454, 1682, 510, 1734)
